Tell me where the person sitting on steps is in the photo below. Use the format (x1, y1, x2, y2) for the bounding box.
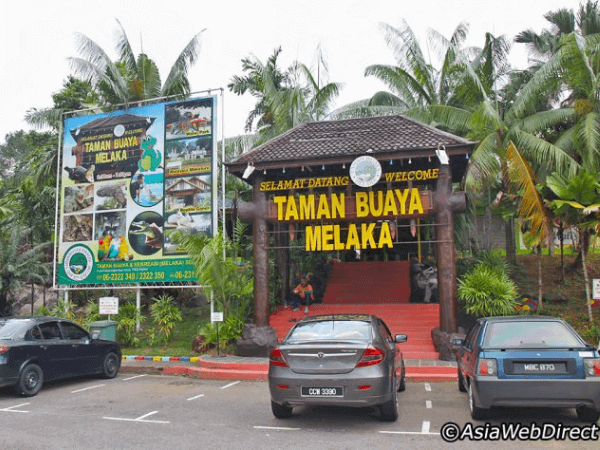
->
(290, 278, 314, 313)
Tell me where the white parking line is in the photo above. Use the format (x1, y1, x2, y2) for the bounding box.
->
(220, 381, 240, 390)
(122, 374, 147, 381)
(254, 426, 300, 431)
(424, 383, 431, 391)
(187, 394, 205, 401)
(379, 430, 439, 436)
(103, 410, 169, 424)
(421, 420, 431, 434)
(0, 403, 30, 413)
(71, 384, 105, 393)
(426, 400, 432, 409)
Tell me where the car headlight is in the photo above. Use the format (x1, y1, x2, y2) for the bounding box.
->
(583, 358, 600, 377)
(477, 358, 497, 376)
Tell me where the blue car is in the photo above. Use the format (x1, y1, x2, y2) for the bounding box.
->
(455, 316, 600, 422)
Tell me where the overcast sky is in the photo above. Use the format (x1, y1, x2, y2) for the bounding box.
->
(0, 0, 579, 144)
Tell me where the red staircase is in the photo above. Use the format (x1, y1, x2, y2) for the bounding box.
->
(269, 304, 440, 360)
(321, 261, 411, 304)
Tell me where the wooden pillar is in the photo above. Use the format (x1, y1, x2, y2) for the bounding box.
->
(434, 164, 458, 333)
(252, 176, 270, 327)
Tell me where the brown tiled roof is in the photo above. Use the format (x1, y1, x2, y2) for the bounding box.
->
(227, 115, 475, 173)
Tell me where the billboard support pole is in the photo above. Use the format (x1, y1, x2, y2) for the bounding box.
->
(136, 286, 141, 332)
(210, 292, 214, 324)
(64, 289, 68, 314)
(52, 112, 64, 289)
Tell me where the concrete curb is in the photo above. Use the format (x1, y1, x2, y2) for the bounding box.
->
(120, 355, 458, 381)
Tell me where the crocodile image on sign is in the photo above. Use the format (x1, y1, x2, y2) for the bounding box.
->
(128, 212, 163, 255)
(96, 183, 127, 210)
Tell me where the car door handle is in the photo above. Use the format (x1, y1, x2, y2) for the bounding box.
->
(72, 344, 79, 348)
(40, 345, 48, 350)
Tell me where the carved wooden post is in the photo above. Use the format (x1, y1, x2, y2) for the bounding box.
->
(252, 176, 270, 327)
(434, 164, 458, 333)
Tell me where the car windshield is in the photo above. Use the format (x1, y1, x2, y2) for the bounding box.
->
(0, 319, 30, 339)
(287, 320, 372, 342)
(483, 321, 583, 349)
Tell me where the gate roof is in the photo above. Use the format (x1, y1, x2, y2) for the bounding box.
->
(227, 115, 475, 180)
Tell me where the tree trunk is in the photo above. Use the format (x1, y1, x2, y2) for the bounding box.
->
(581, 226, 593, 322)
(484, 205, 492, 252)
(570, 228, 590, 271)
(538, 251, 543, 311)
(505, 216, 516, 265)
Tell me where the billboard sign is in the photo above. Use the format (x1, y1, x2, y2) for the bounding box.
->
(57, 96, 217, 286)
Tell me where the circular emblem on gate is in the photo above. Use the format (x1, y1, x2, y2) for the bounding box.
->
(349, 155, 382, 187)
(317, 352, 324, 359)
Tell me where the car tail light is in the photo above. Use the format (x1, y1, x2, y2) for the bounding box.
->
(269, 348, 289, 367)
(0, 345, 8, 354)
(356, 347, 385, 367)
(358, 385, 372, 390)
(584, 359, 600, 377)
(477, 358, 497, 376)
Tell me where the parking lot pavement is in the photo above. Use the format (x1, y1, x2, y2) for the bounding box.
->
(0, 379, 598, 449)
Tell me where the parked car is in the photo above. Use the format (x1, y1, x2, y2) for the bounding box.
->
(455, 316, 600, 422)
(0, 317, 121, 396)
(268, 314, 407, 421)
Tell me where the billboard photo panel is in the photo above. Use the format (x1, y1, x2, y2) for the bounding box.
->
(57, 95, 217, 287)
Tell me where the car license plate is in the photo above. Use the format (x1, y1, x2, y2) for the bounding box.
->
(301, 387, 343, 397)
(513, 362, 567, 374)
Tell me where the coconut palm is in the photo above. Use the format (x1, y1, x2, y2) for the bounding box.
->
(428, 32, 580, 264)
(26, 20, 204, 129)
(546, 170, 600, 321)
(229, 46, 341, 141)
(330, 21, 478, 120)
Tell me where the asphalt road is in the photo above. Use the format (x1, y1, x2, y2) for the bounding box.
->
(0, 376, 598, 449)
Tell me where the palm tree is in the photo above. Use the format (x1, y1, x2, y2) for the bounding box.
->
(330, 21, 478, 120)
(511, 30, 600, 267)
(228, 46, 341, 141)
(428, 33, 580, 264)
(546, 170, 600, 321)
(26, 20, 204, 128)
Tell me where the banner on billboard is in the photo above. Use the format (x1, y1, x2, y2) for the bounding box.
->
(57, 96, 217, 286)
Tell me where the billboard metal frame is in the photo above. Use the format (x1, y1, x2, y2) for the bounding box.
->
(53, 88, 226, 291)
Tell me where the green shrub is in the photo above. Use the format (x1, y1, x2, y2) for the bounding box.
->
(115, 302, 145, 347)
(197, 316, 245, 351)
(457, 263, 519, 317)
(150, 294, 183, 342)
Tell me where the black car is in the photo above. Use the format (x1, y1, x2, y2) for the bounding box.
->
(0, 317, 121, 396)
(455, 316, 600, 422)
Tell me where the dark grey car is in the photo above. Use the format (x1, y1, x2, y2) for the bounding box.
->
(455, 316, 600, 422)
(268, 314, 407, 421)
(0, 317, 121, 397)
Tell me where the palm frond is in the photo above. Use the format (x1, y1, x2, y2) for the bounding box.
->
(162, 29, 205, 98)
(505, 141, 551, 245)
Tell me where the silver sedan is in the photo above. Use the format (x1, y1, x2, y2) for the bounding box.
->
(268, 314, 407, 421)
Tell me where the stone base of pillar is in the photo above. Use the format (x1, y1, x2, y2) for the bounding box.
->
(235, 324, 278, 357)
(431, 327, 466, 361)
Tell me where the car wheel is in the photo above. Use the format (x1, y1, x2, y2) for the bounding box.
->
(380, 389, 399, 422)
(468, 382, 488, 420)
(398, 367, 406, 392)
(101, 352, 120, 379)
(576, 405, 600, 423)
(458, 369, 467, 392)
(15, 363, 44, 397)
(271, 400, 293, 419)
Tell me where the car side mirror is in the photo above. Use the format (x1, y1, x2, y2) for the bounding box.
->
(91, 330, 101, 340)
(453, 338, 464, 347)
(395, 334, 408, 344)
